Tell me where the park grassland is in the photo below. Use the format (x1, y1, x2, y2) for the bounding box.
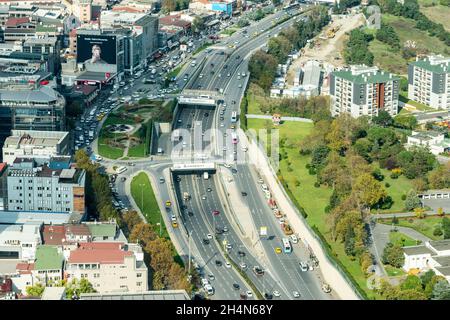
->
(97, 136, 124, 159)
(389, 231, 419, 247)
(247, 118, 380, 299)
(418, 0, 450, 31)
(377, 168, 414, 213)
(368, 14, 449, 75)
(130, 172, 168, 239)
(380, 216, 445, 241)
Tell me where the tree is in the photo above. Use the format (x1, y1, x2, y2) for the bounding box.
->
(123, 210, 142, 233)
(442, 217, 450, 239)
(382, 242, 405, 268)
(352, 173, 387, 209)
(400, 275, 423, 291)
(360, 251, 373, 275)
(424, 275, 447, 298)
(372, 110, 394, 127)
(65, 278, 96, 299)
(396, 289, 428, 300)
(146, 238, 174, 273)
(428, 163, 450, 189)
(192, 17, 205, 33)
(237, 19, 249, 28)
(130, 223, 157, 247)
(26, 283, 45, 297)
(404, 189, 421, 211)
(397, 147, 436, 179)
(311, 145, 330, 170)
(394, 115, 417, 129)
(344, 224, 356, 256)
(414, 207, 426, 219)
(420, 269, 436, 289)
(431, 280, 450, 300)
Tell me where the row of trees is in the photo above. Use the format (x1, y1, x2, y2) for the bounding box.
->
(248, 6, 331, 91)
(75, 150, 120, 221)
(161, 0, 190, 13)
(333, 0, 361, 14)
(344, 28, 374, 66)
(378, 271, 450, 300)
(375, 0, 450, 46)
(123, 209, 192, 292)
(26, 278, 96, 299)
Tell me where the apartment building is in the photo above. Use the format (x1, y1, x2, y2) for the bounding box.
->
(407, 130, 450, 156)
(2, 130, 70, 164)
(330, 65, 399, 118)
(408, 55, 450, 110)
(2, 157, 85, 214)
(0, 223, 42, 260)
(66, 242, 148, 293)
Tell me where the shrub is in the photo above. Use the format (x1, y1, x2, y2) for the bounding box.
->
(390, 173, 399, 179)
(433, 227, 443, 237)
(401, 194, 407, 201)
(314, 182, 320, 188)
(385, 182, 390, 188)
(287, 166, 293, 172)
(308, 168, 316, 175)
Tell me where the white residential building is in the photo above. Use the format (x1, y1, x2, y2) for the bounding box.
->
(0, 223, 42, 260)
(403, 240, 450, 282)
(408, 55, 450, 110)
(2, 130, 70, 164)
(330, 65, 399, 118)
(407, 131, 450, 156)
(65, 242, 148, 293)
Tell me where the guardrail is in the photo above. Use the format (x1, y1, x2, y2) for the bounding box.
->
(246, 130, 367, 300)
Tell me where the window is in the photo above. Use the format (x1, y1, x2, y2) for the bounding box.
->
(136, 282, 142, 286)
(137, 273, 142, 278)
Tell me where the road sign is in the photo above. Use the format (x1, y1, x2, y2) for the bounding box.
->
(260, 226, 268, 237)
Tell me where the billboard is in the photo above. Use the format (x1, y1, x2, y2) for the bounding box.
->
(76, 34, 117, 66)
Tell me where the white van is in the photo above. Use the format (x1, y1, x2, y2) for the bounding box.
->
(116, 166, 127, 174)
(261, 184, 269, 192)
(157, 148, 163, 155)
(290, 234, 298, 244)
(203, 172, 209, 180)
(204, 284, 214, 296)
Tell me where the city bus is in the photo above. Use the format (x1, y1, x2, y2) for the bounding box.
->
(231, 111, 237, 123)
(231, 132, 238, 144)
(282, 238, 292, 254)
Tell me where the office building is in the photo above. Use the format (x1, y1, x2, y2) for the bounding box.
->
(2, 157, 85, 214)
(330, 65, 399, 118)
(408, 55, 450, 110)
(2, 130, 69, 164)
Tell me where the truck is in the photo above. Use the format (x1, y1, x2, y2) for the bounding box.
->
(203, 172, 209, 180)
(183, 192, 190, 201)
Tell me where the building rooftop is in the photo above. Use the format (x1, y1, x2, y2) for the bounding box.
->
(429, 240, 450, 253)
(34, 245, 63, 271)
(333, 65, 398, 84)
(68, 246, 132, 264)
(65, 223, 91, 237)
(410, 55, 450, 74)
(41, 286, 66, 300)
(80, 290, 190, 300)
(0, 85, 62, 104)
(78, 242, 123, 250)
(4, 130, 68, 149)
(0, 211, 72, 225)
(5, 17, 30, 28)
(0, 223, 41, 245)
(42, 225, 65, 245)
(87, 223, 116, 238)
(403, 245, 435, 256)
(433, 255, 450, 267)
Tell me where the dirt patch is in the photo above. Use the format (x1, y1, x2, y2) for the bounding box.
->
(286, 13, 366, 86)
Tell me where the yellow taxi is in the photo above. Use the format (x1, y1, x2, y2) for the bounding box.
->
(275, 247, 282, 254)
(165, 200, 171, 207)
(230, 125, 236, 129)
(172, 221, 178, 228)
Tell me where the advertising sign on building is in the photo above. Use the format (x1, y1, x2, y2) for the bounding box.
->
(76, 35, 117, 66)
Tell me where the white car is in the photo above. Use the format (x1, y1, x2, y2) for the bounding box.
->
(171, 214, 176, 222)
(300, 262, 308, 272)
(246, 291, 253, 297)
(239, 262, 247, 270)
(204, 284, 214, 296)
(293, 291, 300, 298)
(207, 234, 213, 239)
(273, 290, 281, 297)
(225, 262, 231, 268)
(290, 234, 298, 244)
(201, 278, 209, 286)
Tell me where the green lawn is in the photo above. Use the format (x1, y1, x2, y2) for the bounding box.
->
(385, 265, 407, 277)
(130, 172, 168, 238)
(380, 216, 445, 240)
(368, 14, 450, 74)
(246, 91, 265, 115)
(389, 231, 420, 247)
(377, 168, 415, 213)
(399, 95, 435, 111)
(220, 28, 238, 36)
(97, 136, 124, 159)
(247, 119, 378, 299)
(193, 43, 213, 56)
(128, 143, 147, 158)
(418, 0, 450, 31)
(103, 114, 135, 126)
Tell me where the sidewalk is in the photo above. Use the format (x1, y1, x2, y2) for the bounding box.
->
(240, 128, 360, 300)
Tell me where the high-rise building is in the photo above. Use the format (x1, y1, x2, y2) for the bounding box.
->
(1, 157, 85, 214)
(408, 55, 450, 110)
(330, 65, 399, 118)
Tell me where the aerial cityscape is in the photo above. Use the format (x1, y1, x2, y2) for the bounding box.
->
(0, 0, 449, 303)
